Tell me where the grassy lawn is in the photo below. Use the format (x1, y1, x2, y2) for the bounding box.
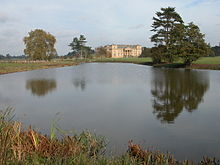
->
(92, 57, 152, 64)
(0, 60, 77, 74)
(151, 56, 220, 70)
(193, 56, 220, 65)
(1, 56, 220, 75)
(91, 56, 220, 65)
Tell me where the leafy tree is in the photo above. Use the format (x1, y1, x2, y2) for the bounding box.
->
(23, 29, 57, 60)
(211, 46, 220, 56)
(179, 22, 210, 65)
(0, 54, 26, 60)
(95, 46, 111, 58)
(139, 47, 152, 57)
(69, 35, 88, 58)
(0, 54, 5, 59)
(64, 51, 77, 59)
(6, 54, 11, 59)
(63, 46, 94, 59)
(82, 46, 95, 59)
(151, 7, 183, 63)
(151, 45, 166, 63)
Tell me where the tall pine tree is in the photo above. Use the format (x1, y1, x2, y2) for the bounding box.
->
(69, 35, 87, 58)
(151, 7, 183, 63)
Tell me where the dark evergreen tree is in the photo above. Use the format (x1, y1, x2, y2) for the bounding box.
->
(179, 22, 210, 65)
(151, 7, 183, 63)
(139, 47, 152, 57)
(150, 7, 210, 65)
(69, 35, 88, 58)
(211, 46, 220, 56)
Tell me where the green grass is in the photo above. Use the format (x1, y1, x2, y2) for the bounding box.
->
(89, 56, 220, 70)
(1, 56, 220, 75)
(91, 56, 220, 65)
(150, 56, 220, 70)
(89, 56, 220, 66)
(0, 60, 77, 74)
(0, 58, 152, 75)
(193, 56, 220, 65)
(92, 57, 152, 64)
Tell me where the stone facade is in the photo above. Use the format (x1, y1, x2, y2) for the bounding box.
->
(105, 45, 142, 58)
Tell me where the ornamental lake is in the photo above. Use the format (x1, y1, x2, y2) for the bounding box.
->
(0, 63, 220, 161)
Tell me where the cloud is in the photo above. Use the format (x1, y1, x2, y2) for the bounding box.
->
(53, 29, 79, 39)
(0, 13, 8, 23)
(0, 0, 219, 55)
(186, 0, 206, 7)
(129, 24, 145, 30)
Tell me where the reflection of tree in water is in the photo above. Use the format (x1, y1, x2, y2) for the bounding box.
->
(73, 78, 86, 91)
(151, 69, 209, 123)
(26, 79, 57, 97)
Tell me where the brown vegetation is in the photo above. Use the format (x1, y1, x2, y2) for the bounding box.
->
(0, 109, 219, 164)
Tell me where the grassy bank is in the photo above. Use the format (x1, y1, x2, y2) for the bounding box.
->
(0, 60, 78, 75)
(0, 58, 151, 74)
(92, 57, 152, 65)
(190, 56, 220, 70)
(88, 57, 220, 70)
(0, 109, 218, 165)
(1, 56, 220, 76)
(193, 57, 220, 65)
(0, 57, 152, 75)
(148, 56, 220, 70)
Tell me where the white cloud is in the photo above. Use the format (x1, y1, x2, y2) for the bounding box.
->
(0, 13, 8, 23)
(0, 0, 219, 55)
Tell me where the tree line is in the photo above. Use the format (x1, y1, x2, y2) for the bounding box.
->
(17, 7, 217, 63)
(0, 54, 26, 60)
(22, 29, 108, 60)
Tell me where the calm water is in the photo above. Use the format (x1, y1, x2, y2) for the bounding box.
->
(0, 63, 220, 161)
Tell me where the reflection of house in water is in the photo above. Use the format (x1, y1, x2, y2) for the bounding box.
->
(26, 79, 57, 97)
(151, 69, 209, 123)
(105, 45, 142, 58)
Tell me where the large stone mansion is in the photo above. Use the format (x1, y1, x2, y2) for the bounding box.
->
(105, 45, 142, 58)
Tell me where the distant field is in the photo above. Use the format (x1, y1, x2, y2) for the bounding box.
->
(193, 56, 220, 64)
(93, 56, 220, 70)
(0, 60, 77, 74)
(0, 57, 152, 75)
(92, 56, 220, 65)
(151, 56, 220, 69)
(1, 56, 220, 75)
(92, 57, 152, 64)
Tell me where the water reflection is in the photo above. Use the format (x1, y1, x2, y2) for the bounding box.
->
(151, 69, 209, 123)
(73, 78, 87, 91)
(26, 79, 57, 97)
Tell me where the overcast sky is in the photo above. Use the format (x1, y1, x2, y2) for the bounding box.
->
(0, 0, 220, 55)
